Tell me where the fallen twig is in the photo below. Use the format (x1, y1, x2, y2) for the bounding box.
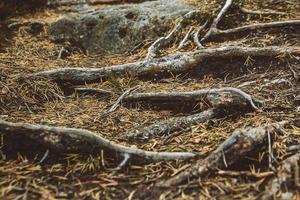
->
(106, 86, 139, 114)
(0, 120, 197, 161)
(74, 87, 114, 96)
(26, 46, 298, 83)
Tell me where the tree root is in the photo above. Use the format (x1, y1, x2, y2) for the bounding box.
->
(74, 87, 114, 96)
(177, 27, 194, 50)
(127, 108, 216, 141)
(261, 153, 300, 199)
(0, 120, 197, 161)
(151, 121, 288, 189)
(201, 0, 233, 42)
(25, 46, 298, 83)
(125, 87, 260, 141)
(240, 7, 287, 16)
(193, 21, 208, 49)
(145, 10, 200, 61)
(47, 0, 145, 6)
(203, 19, 300, 41)
(123, 87, 261, 110)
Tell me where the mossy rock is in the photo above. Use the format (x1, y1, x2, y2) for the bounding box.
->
(48, 0, 195, 55)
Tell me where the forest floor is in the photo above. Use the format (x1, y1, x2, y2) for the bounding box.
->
(0, 0, 300, 199)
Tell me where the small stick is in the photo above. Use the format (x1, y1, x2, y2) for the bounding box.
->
(39, 149, 49, 163)
(106, 86, 139, 114)
(177, 27, 194, 50)
(75, 87, 114, 95)
(193, 21, 208, 49)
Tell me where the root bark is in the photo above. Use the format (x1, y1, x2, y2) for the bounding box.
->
(154, 121, 288, 188)
(0, 120, 197, 161)
(26, 46, 298, 83)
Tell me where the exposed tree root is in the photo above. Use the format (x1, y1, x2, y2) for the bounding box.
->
(177, 27, 194, 50)
(217, 170, 274, 179)
(127, 108, 216, 141)
(193, 21, 208, 49)
(151, 121, 288, 189)
(261, 153, 300, 199)
(145, 10, 200, 61)
(125, 87, 260, 141)
(240, 7, 287, 16)
(47, 0, 147, 6)
(74, 87, 114, 96)
(288, 145, 300, 152)
(123, 87, 261, 110)
(25, 46, 298, 83)
(0, 120, 197, 161)
(201, 0, 233, 41)
(202, 19, 300, 41)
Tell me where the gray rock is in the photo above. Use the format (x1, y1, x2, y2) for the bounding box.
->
(48, 0, 194, 55)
